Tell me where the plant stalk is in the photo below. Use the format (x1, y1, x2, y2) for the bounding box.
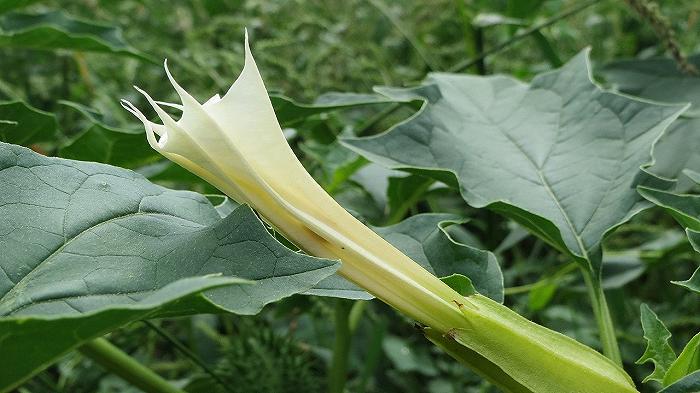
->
(78, 338, 185, 393)
(329, 299, 353, 393)
(581, 267, 623, 367)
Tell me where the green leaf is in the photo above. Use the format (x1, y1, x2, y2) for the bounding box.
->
(0, 11, 153, 61)
(58, 101, 159, 168)
(528, 281, 557, 312)
(664, 333, 700, 386)
(659, 370, 700, 393)
(300, 140, 366, 193)
(601, 56, 700, 191)
(271, 92, 391, 127)
(386, 174, 434, 224)
(638, 186, 700, 232)
(602, 55, 700, 117)
(372, 213, 503, 302)
(637, 304, 677, 383)
(0, 100, 57, 145)
(0, 275, 246, 392)
(344, 49, 685, 275)
(0, 141, 339, 388)
(673, 257, 700, 295)
(648, 118, 700, 191)
(440, 274, 477, 297)
(638, 185, 700, 294)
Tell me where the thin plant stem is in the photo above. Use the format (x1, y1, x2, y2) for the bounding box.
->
(78, 338, 185, 393)
(367, 0, 439, 72)
(449, 0, 601, 72)
(329, 299, 353, 393)
(580, 267, 623, 366)
(143, 320, 233, 393)
(504, 262, 577, 295)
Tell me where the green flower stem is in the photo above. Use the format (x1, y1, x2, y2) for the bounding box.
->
(78, 338, 184, 393)
(329, 299, 353, 393)
(581, 267, 623, 366)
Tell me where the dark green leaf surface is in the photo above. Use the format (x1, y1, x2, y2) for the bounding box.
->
(659, 370, 700, 393)
(679, 230, 700, 295)
(440, 274, 477, 297)
(345, 50, 685, 273)
(602, 55, 700, 117)
(637, 303, 677, 383)
(638, 185, 700, 294)
(0, 11, 152, 61)
(648, 118, 700, 191)
(271, 92, 391, 127)
(601, 56, 700, 191)
(0, 275, 246, 392)
(0, 100, 57, 145)
(58, 101, 159, 168)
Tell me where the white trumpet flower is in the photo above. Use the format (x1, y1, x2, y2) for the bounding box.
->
(122, 31, 638, 393)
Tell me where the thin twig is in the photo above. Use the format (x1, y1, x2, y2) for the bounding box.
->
(367, 0, 439, 72)
(143, 321, 232, 393)
(449, 0, 602, 72)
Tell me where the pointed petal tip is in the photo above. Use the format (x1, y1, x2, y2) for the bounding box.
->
(120, 99, 143, 120)
(243, 28, 252, 59)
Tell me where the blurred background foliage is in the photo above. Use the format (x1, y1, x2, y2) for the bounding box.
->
(2, 0, 699, 392)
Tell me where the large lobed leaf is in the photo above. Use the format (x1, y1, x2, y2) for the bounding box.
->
(345, 49, 685, 273)
(0, 142, 339, 389)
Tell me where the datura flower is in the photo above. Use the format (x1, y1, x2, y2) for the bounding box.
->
(123, 32, 638, 393)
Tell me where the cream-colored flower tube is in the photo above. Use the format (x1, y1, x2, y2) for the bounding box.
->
(122, 31, 638, 393)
